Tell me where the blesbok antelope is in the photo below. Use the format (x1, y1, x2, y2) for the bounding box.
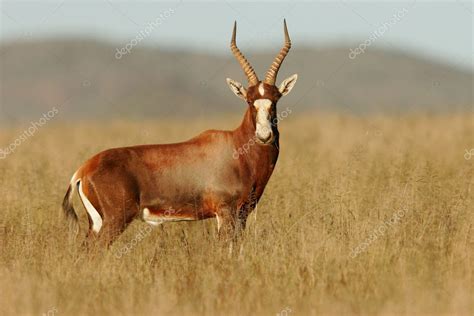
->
(62, 20, 298, 245)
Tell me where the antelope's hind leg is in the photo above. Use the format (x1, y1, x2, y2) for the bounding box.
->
(78, 177, 139, 247)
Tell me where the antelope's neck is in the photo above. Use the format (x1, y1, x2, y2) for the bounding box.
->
(233, 107, 280, 182)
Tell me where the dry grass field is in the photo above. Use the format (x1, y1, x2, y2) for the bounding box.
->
(0, 113, 472, 316)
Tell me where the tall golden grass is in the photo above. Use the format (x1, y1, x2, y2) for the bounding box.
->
(0, 113, 472, 315)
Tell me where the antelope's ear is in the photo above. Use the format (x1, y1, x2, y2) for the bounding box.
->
(279, 74, 298, 96)
(226, 78, 247, 100)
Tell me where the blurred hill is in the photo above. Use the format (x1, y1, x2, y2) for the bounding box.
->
(0, 39, 472, 122)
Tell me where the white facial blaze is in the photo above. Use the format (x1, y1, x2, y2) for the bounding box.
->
(253, 99, 273, 142)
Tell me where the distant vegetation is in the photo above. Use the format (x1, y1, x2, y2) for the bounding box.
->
(0, 39, 472, 122)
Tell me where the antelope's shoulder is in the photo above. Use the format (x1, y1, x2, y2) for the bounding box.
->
(191, 129, 234, 144)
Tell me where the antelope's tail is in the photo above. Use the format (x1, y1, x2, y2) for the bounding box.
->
(62, 172, 80, 236)
(62, 183, 78, 222)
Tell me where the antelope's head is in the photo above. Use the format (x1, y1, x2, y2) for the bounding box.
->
(226, 20, 298, 144)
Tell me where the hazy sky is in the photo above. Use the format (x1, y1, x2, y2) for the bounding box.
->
(0, 0, 473, 69)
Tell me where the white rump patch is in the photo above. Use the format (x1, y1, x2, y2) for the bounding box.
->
(78, 181, 103, 233)
(142, 208, 195, 226)
(253, 99, 272, 141)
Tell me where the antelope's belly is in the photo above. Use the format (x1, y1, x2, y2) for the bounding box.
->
(141, 207, 215, 226)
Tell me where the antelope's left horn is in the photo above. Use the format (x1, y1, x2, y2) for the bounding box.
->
(230, 21, 259, 86)
(264, 19, 291, 85)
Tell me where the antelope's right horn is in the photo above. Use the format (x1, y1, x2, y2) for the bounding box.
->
(230, 21, 259, 86)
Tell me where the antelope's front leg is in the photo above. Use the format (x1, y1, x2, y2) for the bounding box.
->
(216, 207, 248, 242)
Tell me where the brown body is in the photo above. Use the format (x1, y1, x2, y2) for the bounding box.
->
(62, 21, 297, 244)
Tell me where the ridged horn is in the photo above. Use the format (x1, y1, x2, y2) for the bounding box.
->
(264, 19, 291, 85)
(230, 21, 259, 86)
